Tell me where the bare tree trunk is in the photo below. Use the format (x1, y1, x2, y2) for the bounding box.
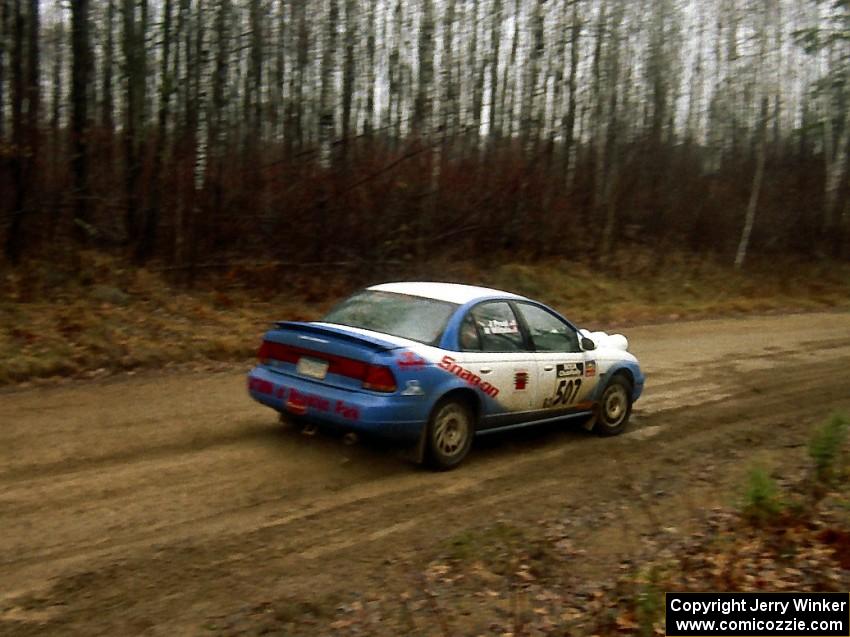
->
(598, 2, 625, 259)
(468, 0, 484, 152)
(441, 0, 456, 137)
(188, 0, 207, 284)
(122, 0, 143, 244)
(823, 99, 850, 243)
(502, 0, 520, 138)
(5, 0, 40, 260)
(136, 0, 172, 263)
(363, 0, 376, 137)
(172, 0, 190, 269)
(341, 0, 356, 162)
(270, 0, 284, 142)
(25, 0, 37, 140)
(294, 0, 308, 151)
(69, 0, 92, 249)
(734, 1, 772, 268)
(247, 0, 263, 146)
(101, 0, 115, 132)
(209, 0, 229, 158)
(563, 0, 581, 191)
(734, 97, 768, 269)
(646, 0, 668, 221)
(590, 1, 607, 218)
(0, 0, 7, 141)
(386, 0, 401, 139)
(421, 0, 437, 257)
(521, 0, 544, 153)
(412, 0, 434, 136)
(318, 0, 338, 169)
(50, 18, 62, 135)
(4, 0, 25, 261)
(487, 0, 502, 145)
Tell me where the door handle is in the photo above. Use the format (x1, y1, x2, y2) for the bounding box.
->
(479, 367, 492, 374)
(543, 365, 554, 371)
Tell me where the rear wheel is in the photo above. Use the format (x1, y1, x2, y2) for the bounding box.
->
(427, 398, 474, 470)
(595, 375, 633, 436)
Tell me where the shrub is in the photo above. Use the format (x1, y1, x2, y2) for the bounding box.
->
(809, 412, 850, 489)
(742, 467, 784, 525)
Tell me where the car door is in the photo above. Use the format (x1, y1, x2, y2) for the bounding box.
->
(452, 301, 538, 429)
(514, 302, 600, 414)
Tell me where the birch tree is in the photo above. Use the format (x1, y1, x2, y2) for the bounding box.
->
(798, 1, 850, 251)
(318, 0, 337, 168)
(734, 2, 772, 269)
(137, 0, 173, 262)
(563, 0, 582, 190)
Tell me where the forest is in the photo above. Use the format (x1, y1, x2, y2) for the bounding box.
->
(0, 0, 848, 275)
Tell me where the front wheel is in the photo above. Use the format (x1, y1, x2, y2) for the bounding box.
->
(595, 375, 633, 436)
(427, 398, 474, 470)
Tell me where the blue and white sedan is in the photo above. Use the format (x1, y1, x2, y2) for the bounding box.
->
(247, 282, 644, 469)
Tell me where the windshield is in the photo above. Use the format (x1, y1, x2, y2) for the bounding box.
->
(322, 290, 458, 346)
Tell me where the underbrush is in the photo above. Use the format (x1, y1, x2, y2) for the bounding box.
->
(1, 250, 849, 385)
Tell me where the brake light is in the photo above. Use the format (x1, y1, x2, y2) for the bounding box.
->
(330, 357, 368, 379)
(258, 339, 396, 392)
(257, 340, 270, 364)
(258, 340, 299, 365)
(362, 365, 397, 393)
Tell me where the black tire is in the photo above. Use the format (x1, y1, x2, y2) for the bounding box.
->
(595, 375, 633, 436)
(427, 397, 474, 470)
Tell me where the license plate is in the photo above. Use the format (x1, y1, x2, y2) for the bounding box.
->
(296, 356, 329, 380)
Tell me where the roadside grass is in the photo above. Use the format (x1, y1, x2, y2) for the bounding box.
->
(1, 250, 849, 386)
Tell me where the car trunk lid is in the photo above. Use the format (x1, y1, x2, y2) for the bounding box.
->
(258, 322, 402, 392)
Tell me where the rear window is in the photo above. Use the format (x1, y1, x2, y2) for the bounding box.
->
(322, 290, 458, 346)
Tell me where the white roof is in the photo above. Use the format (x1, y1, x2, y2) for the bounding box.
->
(368, 281, 525, 305)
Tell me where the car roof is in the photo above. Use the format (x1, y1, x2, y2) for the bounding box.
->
(368, 281, 527, 305)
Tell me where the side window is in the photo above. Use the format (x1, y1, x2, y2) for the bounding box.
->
(470, 302, 526, 352)
(459, 313, 481, 351)
(517, 303, 580, 353)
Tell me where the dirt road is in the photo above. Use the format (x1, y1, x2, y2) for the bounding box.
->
(2, 311, 849, 635)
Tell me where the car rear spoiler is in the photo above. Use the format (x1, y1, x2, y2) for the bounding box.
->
(272, 321, 400, 352)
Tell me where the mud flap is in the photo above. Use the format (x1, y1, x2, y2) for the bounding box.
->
(413, 423, 429, 464)
(582, 404, 600, 432)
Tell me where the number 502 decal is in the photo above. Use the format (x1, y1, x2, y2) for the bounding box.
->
(552, 378, 582, 406)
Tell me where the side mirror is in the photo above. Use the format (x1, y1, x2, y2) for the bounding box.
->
(581, 336, 596, 351)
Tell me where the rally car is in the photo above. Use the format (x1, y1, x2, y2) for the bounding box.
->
(247, 282, 644, 469)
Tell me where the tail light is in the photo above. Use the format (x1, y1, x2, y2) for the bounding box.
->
(257, 340, 270, 364)
(258, 339, 396, 393)
(362, 365, 397, 393)
(258, 340, 299, 365)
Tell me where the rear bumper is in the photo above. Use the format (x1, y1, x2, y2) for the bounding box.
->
(247, 366, 427, 442)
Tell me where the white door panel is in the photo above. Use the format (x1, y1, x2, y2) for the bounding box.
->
(451, 352, 538, 414)
(535, 353, 599, 411)
(512, 302, 600, 413)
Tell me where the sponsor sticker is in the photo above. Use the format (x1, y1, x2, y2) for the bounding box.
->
(585, 361, 597, 377)
(397, 351, 427, 368)
(482, 319, 519, 335)
(514, 371, 529, 391)
(557, 362, 584, 378)
(438, 355, 500, 398)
